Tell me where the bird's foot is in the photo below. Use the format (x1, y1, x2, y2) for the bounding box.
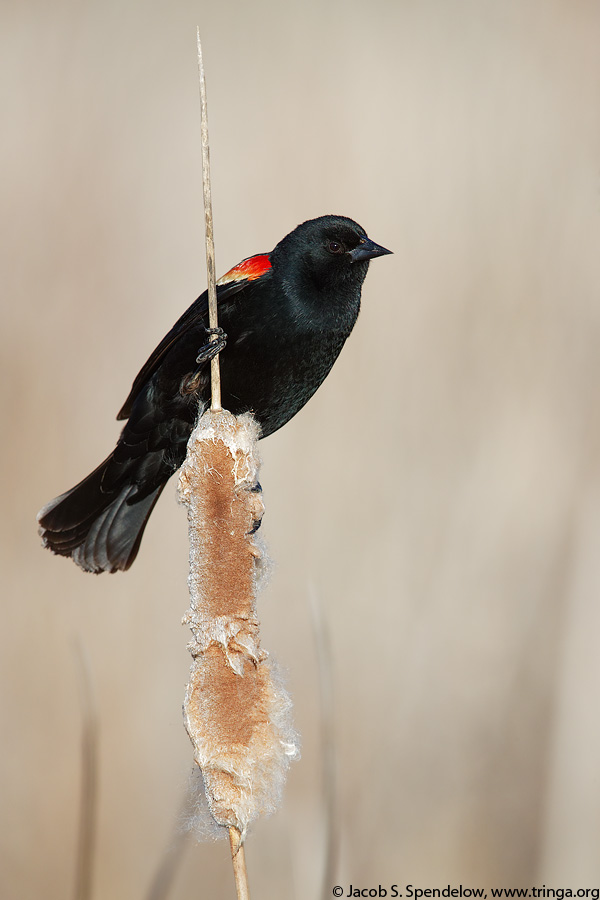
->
(248, 480, 264, 534)
(180, 329, 228, 396)
(195, 327, 227, 364)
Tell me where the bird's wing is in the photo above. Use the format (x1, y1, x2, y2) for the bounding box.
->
(117, 255, 272, 421)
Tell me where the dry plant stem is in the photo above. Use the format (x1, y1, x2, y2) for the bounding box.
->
(229, 828, 251, 900)
(196, 30, 221, 411)
(73, 642, 98, 900)
(146, 788, 193, 900)
(310, 588, 340, 900)
(191, 34, 297, 889)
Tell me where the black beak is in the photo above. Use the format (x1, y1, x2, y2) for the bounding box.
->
(349, 237, 392, 263)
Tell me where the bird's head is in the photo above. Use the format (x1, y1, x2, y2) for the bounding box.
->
(272, 214, 392, 293)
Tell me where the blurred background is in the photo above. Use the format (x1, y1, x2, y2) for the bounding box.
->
(3, 0, 600, 897)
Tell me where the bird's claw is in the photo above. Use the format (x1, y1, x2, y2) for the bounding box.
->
(248, 480, 263, 535)
(196, 327, 227, 364)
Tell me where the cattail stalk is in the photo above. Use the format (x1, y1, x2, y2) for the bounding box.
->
(196, 28, 221, 411)
(73, 643, 98, 900)
(184, 34, 299, 897)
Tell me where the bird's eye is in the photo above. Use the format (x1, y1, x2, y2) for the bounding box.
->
(327, 240, 345, 255)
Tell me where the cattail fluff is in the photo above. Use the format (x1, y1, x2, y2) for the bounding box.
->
(177, 409, 299, 840)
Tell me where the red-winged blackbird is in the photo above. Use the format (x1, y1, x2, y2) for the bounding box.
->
(38, 215, 391, 573)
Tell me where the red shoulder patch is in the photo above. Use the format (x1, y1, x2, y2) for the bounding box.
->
(217, 254, 272, 286)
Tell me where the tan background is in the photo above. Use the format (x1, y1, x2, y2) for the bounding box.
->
(3, 1, 600, 897)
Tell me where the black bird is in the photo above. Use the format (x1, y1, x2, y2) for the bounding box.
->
(38, 215, 391, 573)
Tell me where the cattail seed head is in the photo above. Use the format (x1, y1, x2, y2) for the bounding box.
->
(178, 410, 299, 838)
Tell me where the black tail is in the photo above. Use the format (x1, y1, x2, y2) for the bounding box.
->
(37, 455, 166, 573)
